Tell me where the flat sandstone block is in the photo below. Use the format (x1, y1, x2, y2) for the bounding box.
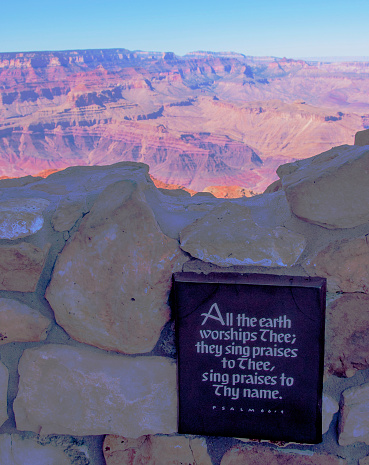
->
(103, 434, 212, 465)
(0, 242, 50, 292)
(325, 294, 369, 377)
(303, 236, 369, 293)
(339, 382, 369, 446)
(180, 202, 305, 267)
(220, 445, 347, 465)
(0, 298, 51, 344)
(278, 145, 369, 228)
(13, 344, 177, 437)
(51, 195, 88, 231)
(45, 180, 186, 354)
(0, 434, 88, 465)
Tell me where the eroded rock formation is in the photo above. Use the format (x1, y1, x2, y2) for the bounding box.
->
(0, 49, 367, 192)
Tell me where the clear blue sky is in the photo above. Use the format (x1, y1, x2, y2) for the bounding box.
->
(1, 0, 368, 58)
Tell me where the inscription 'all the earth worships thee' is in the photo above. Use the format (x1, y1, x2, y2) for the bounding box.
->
(175, 272, 325, 443)
(196, 303, 298, 402)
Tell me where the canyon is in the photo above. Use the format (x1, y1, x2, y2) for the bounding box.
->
(0, 49, 368, 192)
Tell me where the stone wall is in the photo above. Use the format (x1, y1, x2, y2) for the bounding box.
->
(0, 140, 368, 464)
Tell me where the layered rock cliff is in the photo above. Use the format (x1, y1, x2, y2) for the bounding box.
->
(0, 49, 367, 191)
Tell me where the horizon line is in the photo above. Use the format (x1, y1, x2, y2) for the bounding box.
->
(0, 47, 369, 63)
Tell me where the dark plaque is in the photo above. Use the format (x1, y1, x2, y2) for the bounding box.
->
(173, 272, 326, 444)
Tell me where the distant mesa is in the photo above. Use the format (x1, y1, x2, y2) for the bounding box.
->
(163, 52, 176, 60)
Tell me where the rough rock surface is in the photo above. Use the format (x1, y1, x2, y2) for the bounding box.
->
(202, 185, 254, 198)
(278, 145, 369, 228)
(360, 457, 369, 465)
(322, 394, 339, 434)
(13, 344, 177, 437)
(180, 202, 305, 267)
(303, 236, 369, 293)
(0, 176, 43, 188)
(0, 433, 89, 465)
(31, 162, 152, 196)
(264, 178, 283, 194)
(103, 434, 212, 465)
(220, 445, 347, 465)
(355, 128, 369, 146)
(51, 195, 89, 231)
(0, 198, 49, 240)
(237, 190, 292, 229)
(45, 180, 186, 354)
(0, 242, 50, 292)
(339, 382, 369, 446)
(0, 298, 51, 344)
(0, 361, 8, 427)
(325, 294, 369, 377)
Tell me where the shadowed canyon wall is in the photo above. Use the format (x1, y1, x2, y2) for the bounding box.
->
(0, 132, 368, 463)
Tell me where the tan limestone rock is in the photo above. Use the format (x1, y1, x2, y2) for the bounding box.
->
(0, 242, 50, 292)
(203, 185, 255, 198)
(355, 128, 369, 146)
(0, 175, 43, 188)
(0, 434, 89, 465)
(0, 198, 50, 239)
(360, 457, 369, 465)
(158, 188, 192, 197)
(31, 162, 152, 195)
(0, 361, 8, 427)
(51, 195, 89, 231)
(13, 344, 177, 437)
(45, 180, 185, 354)
(325, 294, 369, 377)
(322, 394, 339, 434)
(277, 161, 300, 178)
(180, 202, 306, 267)
(0, 298, 51, 344)
(303, 236, 369, 293)
(220, 445, 346, 465)
(264, 179, 283, 193)
(192, 191, 216, 198)
(279, 145, 369, 228)
(339, 382, 369, 446)
(103, 434, 212, 465)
